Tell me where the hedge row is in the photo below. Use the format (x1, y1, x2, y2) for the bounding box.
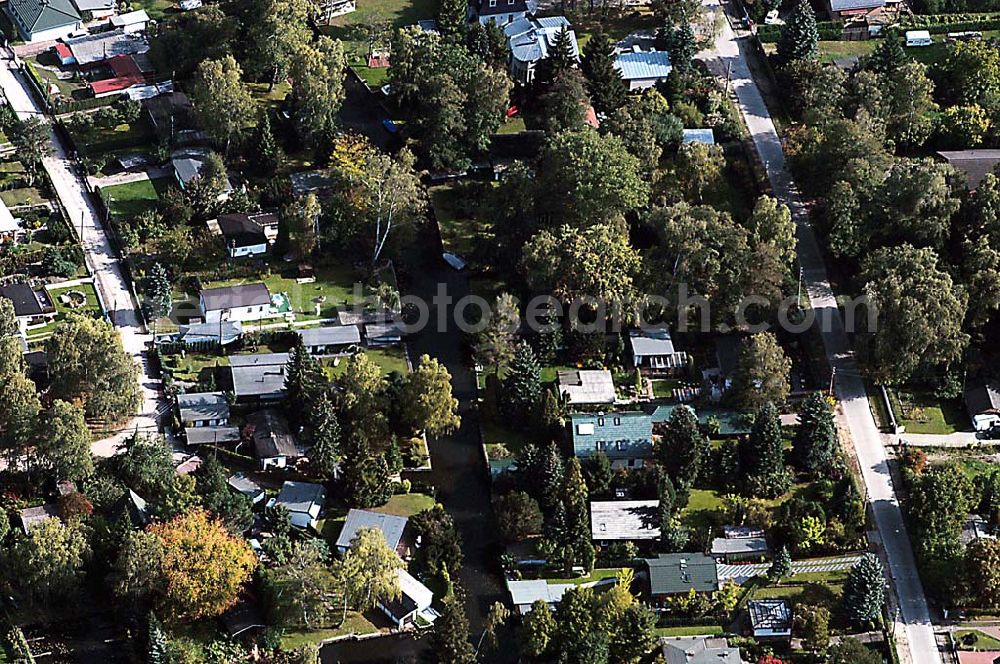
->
(905, 10, 1000, 23)
(757, 22, 841, 42)
(758, 13, 1000, 42)
(906, 16, 1000, 31)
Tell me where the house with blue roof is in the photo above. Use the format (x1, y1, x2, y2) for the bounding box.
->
(504, 16, 578, 84)
(570, 411, 653, 469)
(647, 404, 752, 437)
(682, 128, 716, 145)
(614, 49, 672, 91)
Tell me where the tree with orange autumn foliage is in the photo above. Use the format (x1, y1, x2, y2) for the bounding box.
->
(150, 509, 256, 621)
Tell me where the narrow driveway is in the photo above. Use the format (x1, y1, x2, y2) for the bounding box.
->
(697, 5, 940, 663)
(0, 59, 163, 455)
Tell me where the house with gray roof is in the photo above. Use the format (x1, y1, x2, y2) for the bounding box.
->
(185, 426, 240, 445)
(629, 327, 688, 375)
(380, 568, 439, 627)
(228, 473, 266, 505)
(364, 321, 406, 347)
(297, 325, 361, 354)
(468, 0, 537, 26)
(246, 409, 302, 469)
(826, 0, 884, 21)
(176, 391, 230, 428)
(61, 29, 148, 66)
(938, 150, 1000, 191)
(273, 481, 326, 528)
(645, 553, 719, 602)
(710, 533, 769, 562)
(199, 283, 273, 324)
(229, 353, 289, 403)
(504, 16, 578, 84)
(173, 320, 242, 346)
(591, 500, 660, 542)
(6, 0, 81, 42)
(661, 637, 745, 664)
(335, 509, 413, 557)
(506, 579, 576, 614)
(70, 0, 114, 19)
(614, 50, 672, 91)
(570, 411, 653, 469)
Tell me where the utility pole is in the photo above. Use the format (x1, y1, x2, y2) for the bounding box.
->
(797, 266, 803, 308)
(828, 367, 837, 397)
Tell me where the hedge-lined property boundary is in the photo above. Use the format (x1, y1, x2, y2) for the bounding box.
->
(758, 11, 1000, 41)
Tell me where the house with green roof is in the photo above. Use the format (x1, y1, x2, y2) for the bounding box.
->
(570, 411, 653, 469)
(6, 0, 81, 42)
(644, 553, 719, 603)
(647, 403, 752, 437)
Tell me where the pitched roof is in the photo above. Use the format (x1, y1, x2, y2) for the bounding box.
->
(289, 170, 333, 195)
(557, 369, 616, 404)
(297, 325, 361, 348)
(966, 381, 1000, 415)
(275, 481, 326, 514)
(65, 29, 147, 66)
(647, 404, 751, 436)
(505, 17, 578, 64)
(570, 411, 653, 460)
(0, 283, 53, 317)
(246, 409, 300, 459)
(7, 0, 80, 36)
(176, 320, 242, 344)
(336, 509, 409, 550)
(184, 426, 240, 445)
(176, 391, 229, 423)
(614, 51, 672, 81)
(829, 0, 884, 11)
(629, 327, 682, 357)
(89, 54, 146, 96)
(216, 213, 268, 248)
(747, 599, 792, 631)
(661, 637, 744, 664)
(645, 553, 719, 595)
(19, 504, 59, 531)
(938, 149, 1000, 190)
(229, 352, 289, 367)
(228, 473, 264, 499)
(71, 0, 114, 11)
(200, 283, 272, 311)
(506, 579, 576, 607)
(230, 363, 288, 399)
(591, 500, 660, 540)
(474, 0, 534, 17)
(380, 568, 434, 620)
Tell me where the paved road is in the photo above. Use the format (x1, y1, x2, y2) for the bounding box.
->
(698, 5, 940, 664)
(0, 59, 163, 455)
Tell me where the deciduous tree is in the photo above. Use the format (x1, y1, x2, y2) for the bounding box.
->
(35, 400, 93, 482)
(495, 491, 543, 541)
(0, 517, 91, 607)
(400, 355, 460, 436)
(288, 38, 347, 150)
(334, 527, 402, 622)
(732, 333, 791, 412)
(262, 541, 337, 628)
(191, 55, 254, 154)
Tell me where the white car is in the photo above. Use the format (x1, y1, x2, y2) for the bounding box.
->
(764, 9, 784, 25)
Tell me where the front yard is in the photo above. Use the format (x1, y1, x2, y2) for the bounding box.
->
(890, 389, 967, 435)
(279, 612, 381, 650)
(102, 177, 174, 219)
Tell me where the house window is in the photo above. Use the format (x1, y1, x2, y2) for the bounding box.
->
(489, 0, 496, 6)
(597, 416, 605, 426)
(614, 416, 621, 426)
(615, 440, 625, 450)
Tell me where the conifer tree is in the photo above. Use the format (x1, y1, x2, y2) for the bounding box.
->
(534, 26, 577, 89)
(793, 392, 838, 474)
(658, 472, 676, 534)
(866, 31, 906, 74)
(306, 391, 341, 478)
(768, 545, 793, 582)
(252, 111, 280, 176)
(431, 590, 477, 664)
(580, 29, 627, 115)
(657, 405, 709, 489)
(147, 613, 169, 664)
(284, 340, 326, 422)
(843, 553, 886, 627)
(437, 0, 467, 42)
(740, 402, 792, 498)
(659, 22, 696, 72)
(778, 0, 819, 63)
(502, 342, 542, 426)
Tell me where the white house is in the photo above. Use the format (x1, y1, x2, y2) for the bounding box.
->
(469, 0, 537, 26)
(5, 0, 82, 43)
(629, 327, 688, 375)
(504, 16, 578, 84)
(297, 325, 361, 354)
(614, 50, 673, 91)
(199, 283, 274, 323)
(109, 8, 149, 33)
(379, 568, 439, 627)
(246, 409, 303, 469)
(273, 481, 326, 529)
(176, 391, 230, 428)
(747, 599, 792, 638)
(506, 579, 575, 614)
(208, 213, 275, 258)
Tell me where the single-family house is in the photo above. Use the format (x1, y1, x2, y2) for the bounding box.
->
(209, 213, 276, 258)
(747, 599, 792, 638)
(648, 403, 752, 437)
(570, 411, 653, 469)
(645, 553, 719, 604)
(557, 369, 616, 405)
(504, 17, 578, 84)
(18, 504, 59, 533)
(110, 9, 149, 32)
(229, 353, 290, 403)
(628, 327, 688, 375)
(661, 637, 746, 664)
(173, 320, 243, 346)
(59, 29, 148, 67)
(185, 426, 240, 445)
(826, 0, 884, 21)
(145, 92, 203, 144)
(379, 568, 439, 627)
(591, 500, 660, 542)
(336, 509, 413, 558)
(937, 150, 1000, 191)
(710, 526, 769, 562)
(273, 481, 326, 529)
(172, 153, 234, 197)
(5, 0, 82, 42)
(246, 409, 303, 469)
(682, 128, 716, 145)
(317, 0, 355, 22)
(297, 325, 361, 354)
(70, 0, 115, 19)
(614, 50, 672, 91)
(965, 381, 1000, 431)
(228, 473, 266, 505)
(88, 55, 149, 98)
(364, 321, 406, 347)
(199, 283, 273, 323)
(506, 579, 575, 614)
(469, 0, 537, 26)
(0, 283, 56, 334)
(176, 391, 230, 428)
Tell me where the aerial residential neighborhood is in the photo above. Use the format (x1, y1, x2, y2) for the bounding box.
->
(2, 0, 1000, 659)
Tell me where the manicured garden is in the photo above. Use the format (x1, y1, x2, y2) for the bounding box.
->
(102, 177, 174, 219)
(890, 389, 967, 435)
(325, 346, 409, 377)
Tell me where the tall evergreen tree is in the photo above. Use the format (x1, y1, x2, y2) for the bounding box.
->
(580, 29, 627, 115)
(142, 262, 172, 324)
(252, 111, 280, 176)
(437, 0, 467, 41)
(793, 392, 838, 474)
(767, 545, 793, 582)
(842, 553, 886, 627)
(659, 22, 696, 72)
(656, 405, 709, 489)
(502, 342, 542, 426)
(534, 26, 577, 89)
(539, 69, 590, 134)
(430, 590, 477, 664)
(657, 472, 676, 535)
(147, 613, 169, 664)
(865, 31, 906, 74)
(305, 391, 341, 478)
(777, 0, 819, 63)
(539, 442, 565, 513)
(740, 402, 791, 498)
(284, 339, 326, 421)
(466, 21, 509, 70)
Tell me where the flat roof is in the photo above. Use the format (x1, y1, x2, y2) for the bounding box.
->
(591, 500, 660, 540)
(176, 391, 229, 422)
(557, 369, 616, 404)
(298, 325, 361, 348)
(185, 426, 240, 445)
(200, 283, 272, 311)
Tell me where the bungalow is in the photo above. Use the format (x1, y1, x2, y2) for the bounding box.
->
(5, 0, 82, 43)
(228, 473, 266, 505)
(297, 325, 361, 354)
(570, 411, 653, 469)
(590, 500, 660, 542)
(661, 637, 746, 664)
(747, 599, 792, 638)
(18, 504, 59, 534)
(364, 321, 406, 347)
(469, 0, 537, 26)
(557, 369, 616, 405)
(628, 327, 688, 375)
(246, 409, 303, 469)
(937, 150, 1000, 191)
(826, 0, 884, 21)
(60, 29, 149, 67)
(110, 9, 149, 33)
(89, 55, 148, 98)
(614, 50, 672, 91)
(645, 553, 719, 604)
(506, 579, 575, 614)
(209, 212, 276, 258)
(199, 283, 273, 323)
(0, 283, 57, 334)
(504, 17, 578, 84)
(176, 391, 230, 428)
(336, 509, 413, 558)
(273, 481, 326, 529)
(173, 320, 243, 346)
(184, 426, 240, 445)
(145, 92, 203, 144)
(229, 353, 290, 403)
(710, 526, 769, 562)
(379, 568, 439, 627)
(172, 153, 234, 197)
(71, 0, 115, 19)
(965, 380, 1000, 431)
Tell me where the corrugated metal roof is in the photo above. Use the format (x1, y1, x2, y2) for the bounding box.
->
(829, 0, 883, 11)
(614, 51, 672, 81)
(571, 411, 653, 460)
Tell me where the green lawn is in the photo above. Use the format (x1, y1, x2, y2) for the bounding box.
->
(324, 346, 409, 378)
(818, 39, 877, 63)
(655, 626, 726, 637)
(0, 187, 46, 207)
(750, 568, 849, 621)
(955, 629, 1000, 651)
(49, 283, 102, 317)
(280, 612, 380, 649)
(496, 116, 526, 134)
(102, 177, 173, 218)
(321, 0, 438, 58)
(371, 492, 436, 517)
(430, 184, 493, 264)
(891, 389, 967, 435)
(131, 0, 176, 20)
(161, 352, 229, 383)
(543, 567, 625, 585)
(351, 63, 389, 88)
(680, 489, 726, 532)
(67, 121, 152, 156)
(481, 418, 531, 454)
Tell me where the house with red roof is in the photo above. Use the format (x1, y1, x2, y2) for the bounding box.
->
(89, 55, 147, 97)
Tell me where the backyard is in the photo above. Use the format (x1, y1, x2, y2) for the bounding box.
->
(890, 389, 967, 435)
(320, 0, 437, 61)
(280, 612, 381, 650)
(101, 177, 174, 219)
(65, 119, 153, 157)
(749, 568, 850, 629)
(324, 346, 410, 377)
(1, 187, 47, 208)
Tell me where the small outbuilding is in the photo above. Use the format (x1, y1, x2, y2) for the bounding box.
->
(335, 509, 412, 558)
(557, 369, 616, 405)
(591, 500, 660, 542)
(273, 481, 326, 529)
(747, 599, 792, 638)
